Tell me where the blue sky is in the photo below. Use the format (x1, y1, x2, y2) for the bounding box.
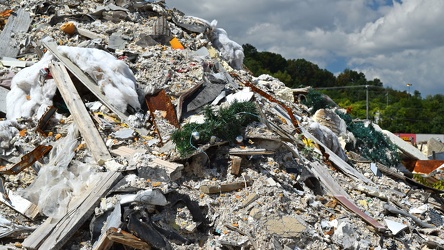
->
(168, 0, 444, 97)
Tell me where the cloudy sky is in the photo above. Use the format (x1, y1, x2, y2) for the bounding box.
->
(167, 0, 444, 97)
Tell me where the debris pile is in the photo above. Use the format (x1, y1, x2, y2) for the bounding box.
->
(1, 1, 444, 249)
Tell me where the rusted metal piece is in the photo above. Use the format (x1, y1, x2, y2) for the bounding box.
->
(335, 195, 387, 232)
(145, 90, 179, 144)
(413, 160, 444, 174)
(145, 89, 179, 128)
(36, 106, 57, 136)
(106, 227, 151, 250)
(0, 145, 52, 175)
(230, 73, 301, 133)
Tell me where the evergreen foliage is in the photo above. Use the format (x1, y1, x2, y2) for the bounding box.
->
(171, 101, 259, 156)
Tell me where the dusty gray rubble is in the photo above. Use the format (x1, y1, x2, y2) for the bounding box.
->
(0, 1, 444, 250)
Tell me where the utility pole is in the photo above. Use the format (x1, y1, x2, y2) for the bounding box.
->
(316, 85, 380, 121)
(365, 85, 369, 120)
(406, 83, 412, 95)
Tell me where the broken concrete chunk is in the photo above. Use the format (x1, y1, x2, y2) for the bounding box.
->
(113, 128, 136, 140)
(134, 189, 167, 206)
(313, 109, 347, 137)
(332, 221, 359, 249)
(108, 32, 127, 50)
(264, 215, 306, 237)
(138, 158, 184, 182)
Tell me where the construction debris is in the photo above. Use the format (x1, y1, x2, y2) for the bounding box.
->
(0, 0, 443, 249)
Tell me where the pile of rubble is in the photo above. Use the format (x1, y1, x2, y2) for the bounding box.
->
(1, 1, 444, 249)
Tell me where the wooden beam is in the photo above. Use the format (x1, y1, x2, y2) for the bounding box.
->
(0, 9, 32, 57)
(302, 128, 373, 184)
(22, 171, 122, 250)
(0, 190, 39, 220)
(229, 155, 242, 176)
(200, 177, 253, 194)
(49, 62, 112, 165)
(310, 162, 386, 231)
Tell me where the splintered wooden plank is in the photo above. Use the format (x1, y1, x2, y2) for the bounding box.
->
(382, 129, 428, 160)
(22, 171, 122, 250)
(41, 37, 129, 123)
(0, 191, 39, 220)
(49, 62, 112, 165)
(302, 128, 372, 184)
(310, 162, 386, 231)
(0, 9, 32, 57)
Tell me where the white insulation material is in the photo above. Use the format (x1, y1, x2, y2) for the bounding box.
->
(0, 120, 22, 154)
(6, 46, 140, 122)
(57, 46, 141, 112)
(6, 52, 56, 120)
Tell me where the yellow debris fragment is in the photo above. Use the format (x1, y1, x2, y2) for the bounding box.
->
(60, 22, 76, 35)
(169, 37, 184, 50)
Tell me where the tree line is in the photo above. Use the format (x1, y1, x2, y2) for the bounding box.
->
(242, 44, 444, 134)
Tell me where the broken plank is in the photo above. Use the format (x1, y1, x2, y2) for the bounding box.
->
(230, 155, 242, 176)
(302, 127, 373, 184)
(110, 146, 147, 158)
(22, 171, 122, 250)
(77, 28, 103, 39)
(0, 190, 39, 220)
(92, 205, 122, 250)
(382, 129, 428, 160)
(310, 162, 386, 231)
(41, 37, 129, 123)
(229, 148, 275, 155)
(106, 227, 151, 250)
(200, 178, 253, 194)
(0, 9, 32, 58)
(49, 62, 112, 165)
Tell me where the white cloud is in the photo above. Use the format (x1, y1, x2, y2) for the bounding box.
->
(168, 0, 444, 96)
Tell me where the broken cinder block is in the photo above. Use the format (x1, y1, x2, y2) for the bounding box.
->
(138, 158, 184, 182)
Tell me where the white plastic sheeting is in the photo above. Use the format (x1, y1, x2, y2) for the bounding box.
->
(209, 20, 244, 70)
(18, 124, 102, 218)
(308, 121, 348, 161)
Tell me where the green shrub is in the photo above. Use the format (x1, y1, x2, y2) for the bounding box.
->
(171, 101, 259, 156)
